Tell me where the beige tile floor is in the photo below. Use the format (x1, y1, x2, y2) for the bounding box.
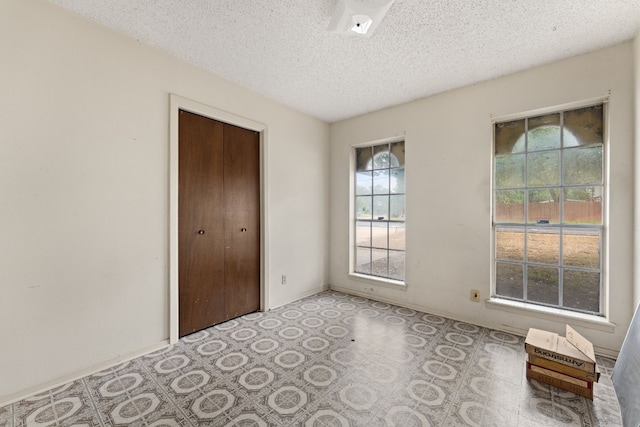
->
(0, 290, 622, 426)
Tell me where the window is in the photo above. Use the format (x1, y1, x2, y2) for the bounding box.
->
(493, 104, 605, 314)
(354, 141, 405, 281)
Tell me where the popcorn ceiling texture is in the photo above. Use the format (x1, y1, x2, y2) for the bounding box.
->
(48, 0, 640, 123)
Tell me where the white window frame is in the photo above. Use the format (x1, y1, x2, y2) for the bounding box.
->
(490, 98, 609, 318)
(349, 137, 406, 289)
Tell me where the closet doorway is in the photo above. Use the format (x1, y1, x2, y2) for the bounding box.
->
(178, 109, 261, 337)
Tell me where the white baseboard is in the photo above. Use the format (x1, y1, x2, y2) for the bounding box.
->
(3, 285, 618, 407)
(268, 285, 329, 311)
(328, 285, 619, 359)
(0, 340, 170, 406)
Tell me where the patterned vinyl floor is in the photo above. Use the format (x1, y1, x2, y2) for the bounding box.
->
(0, 290, 622, 426)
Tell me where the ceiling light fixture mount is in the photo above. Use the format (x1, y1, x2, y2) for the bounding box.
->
(327, 0, 395, 37)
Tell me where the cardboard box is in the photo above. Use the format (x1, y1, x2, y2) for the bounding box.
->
(528, 354, 600, 382)
(524, 325, 596, 373)
(526, 362, 594, 399)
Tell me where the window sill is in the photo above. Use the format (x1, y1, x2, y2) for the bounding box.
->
(348, 273, 407, 291)
(486, 297, 615, 333)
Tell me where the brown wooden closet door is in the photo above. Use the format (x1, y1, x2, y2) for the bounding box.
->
(178, 110, 260, 337)
(179, 110, 226, 336)
(223, 124, 260, 319)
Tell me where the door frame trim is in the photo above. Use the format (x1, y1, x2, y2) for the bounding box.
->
(169, 94, 269, 344)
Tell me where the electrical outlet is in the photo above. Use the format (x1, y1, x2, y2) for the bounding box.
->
(282, 275, 287, 285)
(470, 289, 480, 302)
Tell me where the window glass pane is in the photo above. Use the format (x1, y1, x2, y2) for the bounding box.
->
(356, 146, 373, 171)
(494, 190, 524, 223)
(373, 169, 390, 194)
(563, 105, 603, 147)
(354, 140, 405, 282)
(373, 144, 390, 169)
(563, 270, 600, 312)
(390, 141, 405, 166)
(563, 230, 600, 269)
(563, 188, 602, 224)
(495, 119, 525, 155)
(356, 171, 372, 195)
(496, 227, 523, 261)
(496, 262, 523, 299)
(527, 265, 559, 305)
(371, 222, 388, 249)
(356, 196, 372, 219)
(371, 248, 388, 277)
(390, 195, 405, 220)
(390, 168, 405, 194)
(373, 195, 389, 220)
(527, 228, 559, 265)
(495, 154, 524, 188)
(528, 151, 560, 186)
(528, 189, 560, 224)
(355, 221, 371, 247)
(389, 223, 405, 251)
(355, 247, 371, 274)
(388, 250, 404, 281)
(563, 146, 602, 185)
(528, 113, 560, 151)
(493, 104, 603, 314)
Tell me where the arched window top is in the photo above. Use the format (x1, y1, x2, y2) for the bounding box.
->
(495, 105, 603, 155)
(510, 126, 580, 153)
(356, 141, 404, 171)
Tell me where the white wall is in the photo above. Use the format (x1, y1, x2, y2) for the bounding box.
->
(634, 31, 640, 307)
(330, 43, 635, 355)
(0, 0, 329, 402)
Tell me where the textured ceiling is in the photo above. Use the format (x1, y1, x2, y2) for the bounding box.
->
(48, 0, 640, 123)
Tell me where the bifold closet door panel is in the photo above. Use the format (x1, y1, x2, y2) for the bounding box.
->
(178, 110, 226, 337)
(223, 123, 260, 320)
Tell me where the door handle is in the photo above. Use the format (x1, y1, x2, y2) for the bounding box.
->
(241, 228, 247, 232)
(198, 230, 205, 235)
